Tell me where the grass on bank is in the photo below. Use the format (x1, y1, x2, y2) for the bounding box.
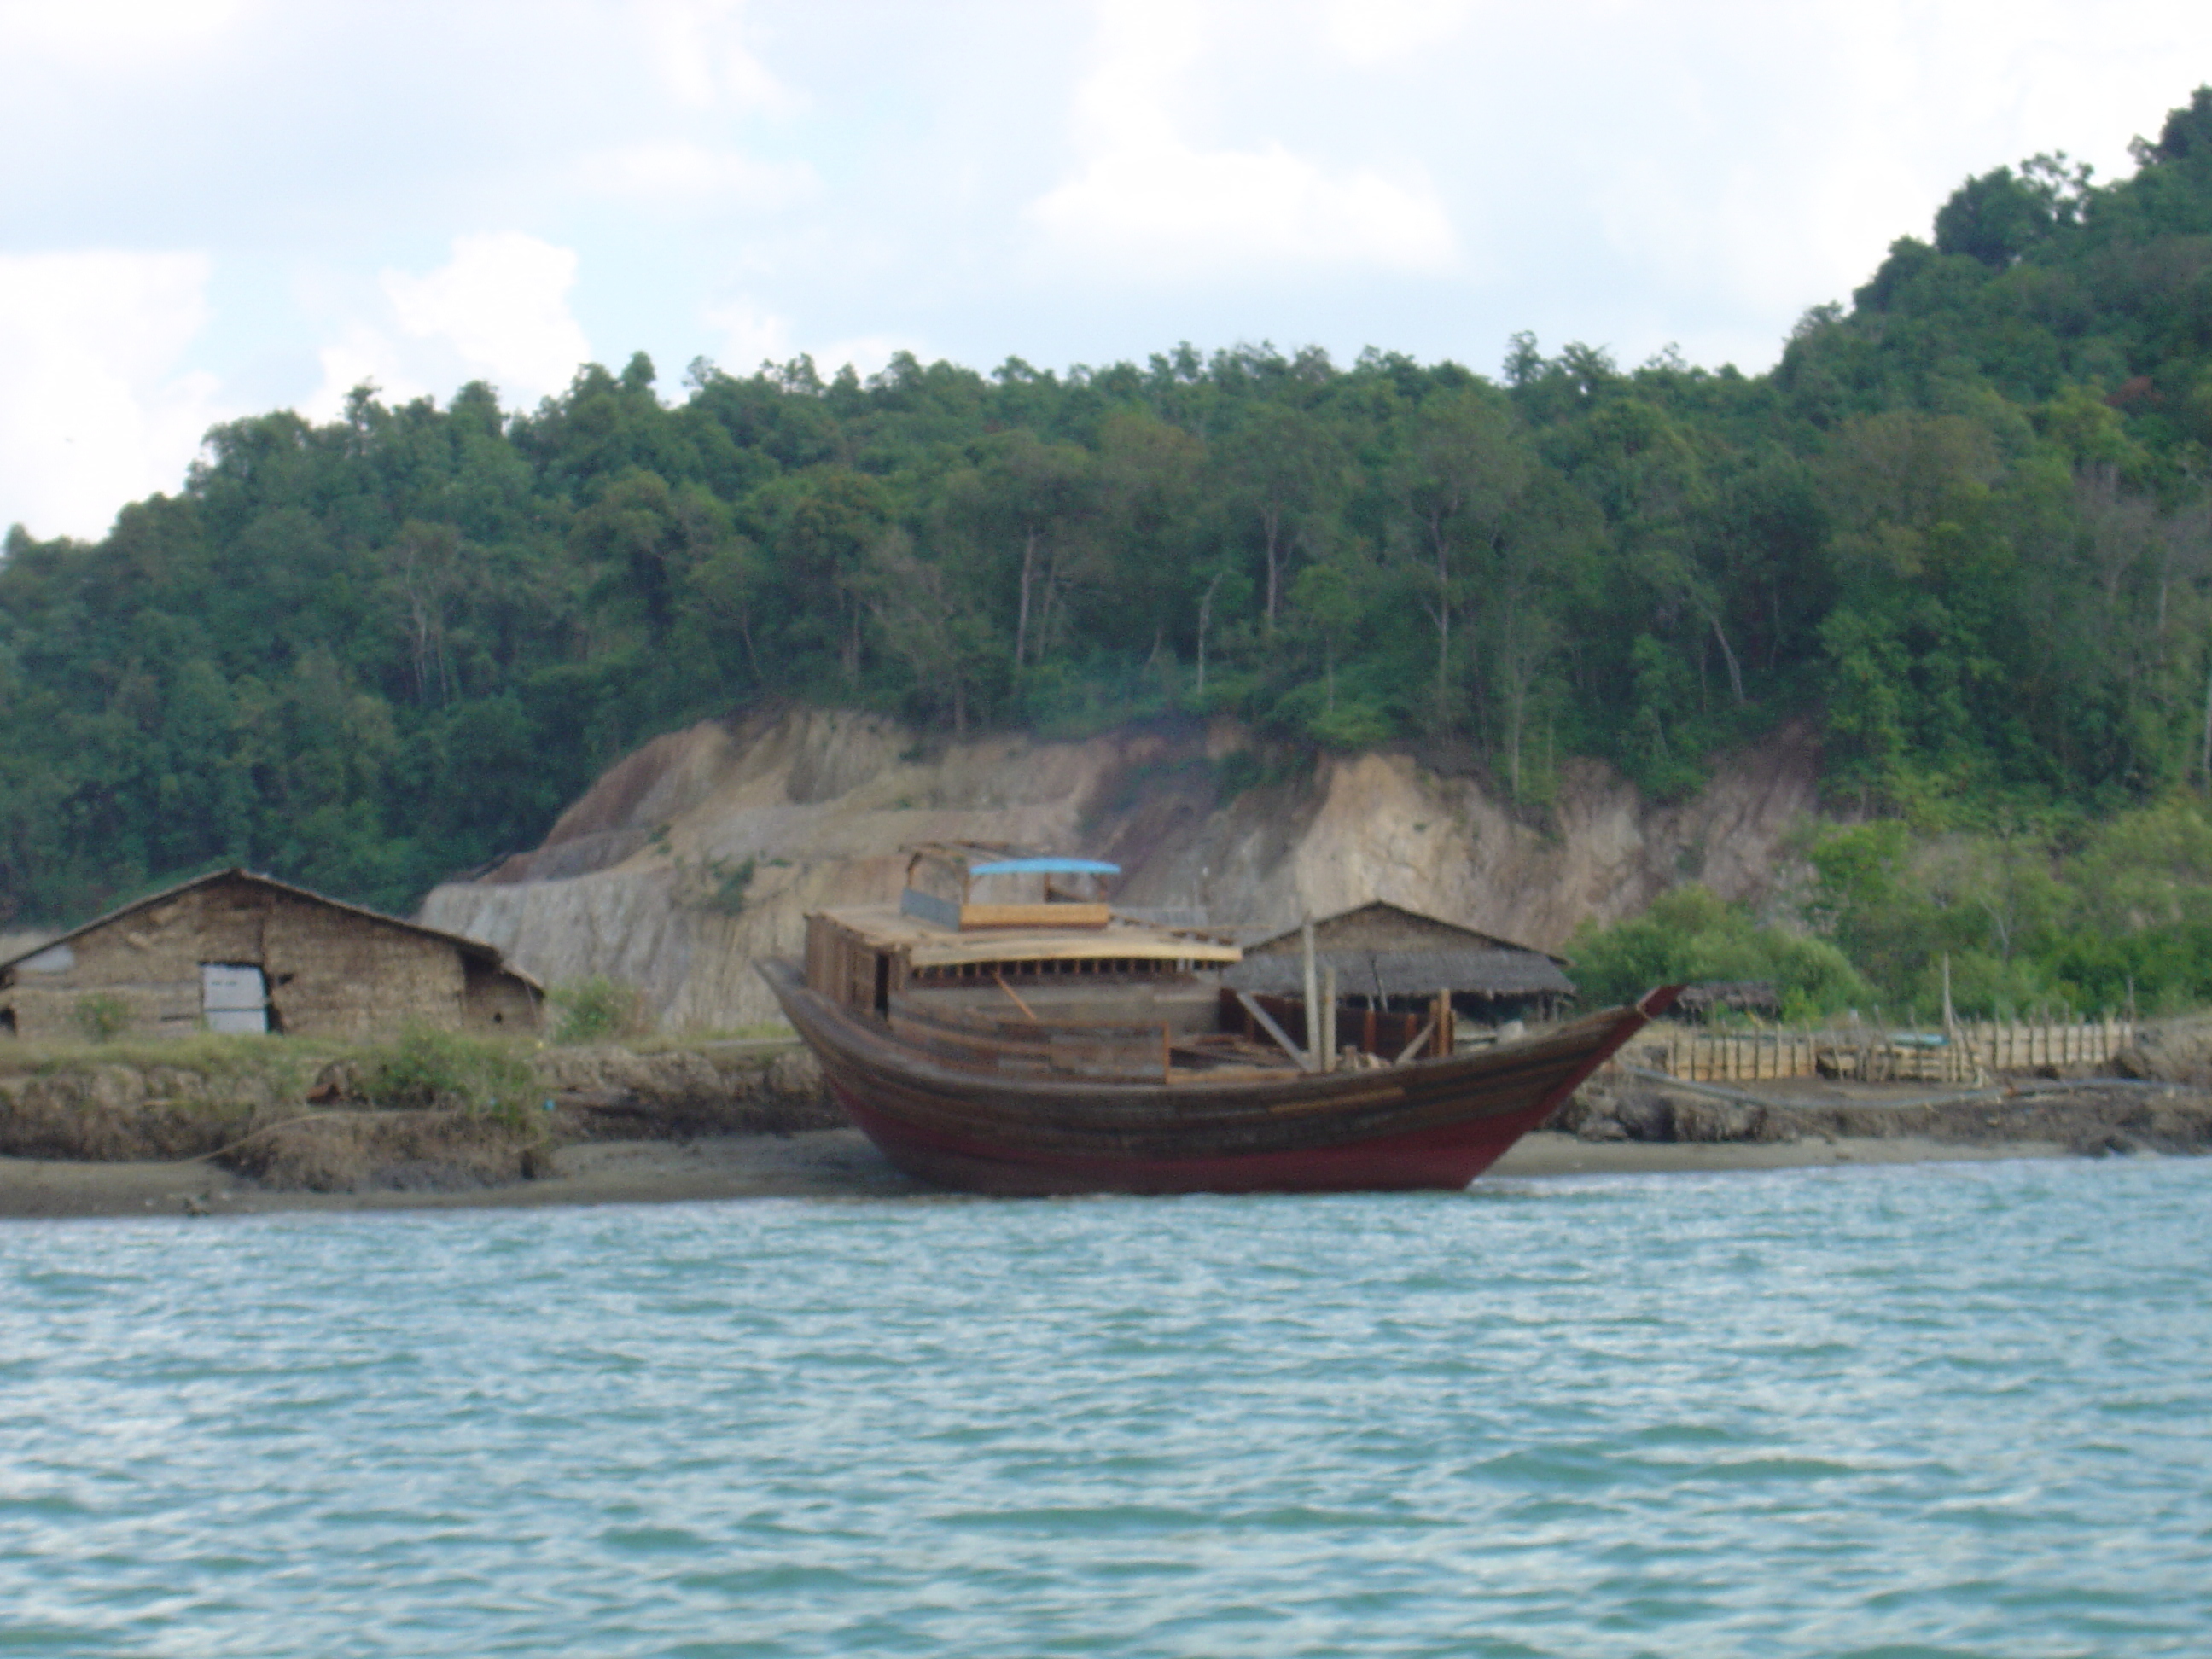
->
(0, 1030, 333, 1092)
(0, 1010, 796, 1104)
(0, 1028, 544, 1120)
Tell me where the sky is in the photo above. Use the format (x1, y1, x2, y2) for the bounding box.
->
(3, 0, 2211, 542)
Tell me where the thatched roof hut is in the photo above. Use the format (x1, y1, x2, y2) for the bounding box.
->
(0, 869, 541, 1042)
(1223, 900, 1574, 1021)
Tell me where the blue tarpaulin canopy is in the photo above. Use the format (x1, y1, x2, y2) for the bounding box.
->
(968, 858, 1120, 876)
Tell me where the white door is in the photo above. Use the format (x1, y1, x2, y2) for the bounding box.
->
(201, 963, 268, 1034)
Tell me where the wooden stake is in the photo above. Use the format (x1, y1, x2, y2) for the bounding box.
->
(1301, 915, 1320, 1074)
(1321, 963, 1337, 1072)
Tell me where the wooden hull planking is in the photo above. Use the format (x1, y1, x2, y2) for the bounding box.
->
(760, 960, 1677, 1195)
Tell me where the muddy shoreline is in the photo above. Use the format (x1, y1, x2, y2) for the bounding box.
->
(4, 1096, 2200, 1221)
(0, 1127, 2099, 1222)
(4, 1037, 2208, 1222)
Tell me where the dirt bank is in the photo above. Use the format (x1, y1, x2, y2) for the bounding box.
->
(0, 1039, 843, 1202)
(416, 705, 1825, 1030)
(0, 1128, 916, 1220)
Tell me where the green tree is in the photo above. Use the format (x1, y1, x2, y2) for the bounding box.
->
(1392, 388, 1529, 725)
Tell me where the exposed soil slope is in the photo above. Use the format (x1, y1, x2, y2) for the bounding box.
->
(418, 706, 1824, 1029)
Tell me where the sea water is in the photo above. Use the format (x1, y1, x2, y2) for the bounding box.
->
(2, 1158, 2208, 1658)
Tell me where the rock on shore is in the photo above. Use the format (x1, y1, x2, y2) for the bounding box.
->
(1557, 1075, 2212, 1158)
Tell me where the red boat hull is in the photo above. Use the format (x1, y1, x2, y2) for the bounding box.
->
(831, 1086, 1565, 1194)
(763, 961, 1676, 1196)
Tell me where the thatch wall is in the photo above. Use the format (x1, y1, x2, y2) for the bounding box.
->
(0, 871, 539, 1042)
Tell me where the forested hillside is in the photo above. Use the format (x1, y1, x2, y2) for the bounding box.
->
(6, 90, 2212, 955)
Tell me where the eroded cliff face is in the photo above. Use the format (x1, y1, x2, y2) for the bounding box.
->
(416, 706, 1824, 1030)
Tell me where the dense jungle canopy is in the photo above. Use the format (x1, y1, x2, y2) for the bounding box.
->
(9, 88, 2212, 1014)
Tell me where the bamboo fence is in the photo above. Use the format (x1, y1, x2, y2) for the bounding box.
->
(1617, 1018, 2135, 1089)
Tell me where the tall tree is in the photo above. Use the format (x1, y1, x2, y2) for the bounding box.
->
(1393, 389, 1529, 725)
(1214, 404, 1349, 633)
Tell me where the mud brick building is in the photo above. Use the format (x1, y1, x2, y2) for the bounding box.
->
(0, 869, 541, 1041)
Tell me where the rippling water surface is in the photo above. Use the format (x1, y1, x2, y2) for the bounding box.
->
(3, 1158, 2209, 1657)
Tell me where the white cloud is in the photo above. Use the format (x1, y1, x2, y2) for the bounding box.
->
(1554, 0, 2212, 367)
(818, 334, 911, 381)
(383, 233, 593, 403)
(0, 0, 250, 55)
(298, 323, 432, 422)
(300, 235, 591, 422)
(0, 251, 226, 540)
(16, 0, 2212, 540)
(632, 0, 799, 113)
(579, 143, 815, 207)
(704, 294, 916, 382)
(1029, 0, 1457, 279)
(706, 295, 795, 370)
(1319, 0, 1474, 63)
(1033, 140, 1458, 280)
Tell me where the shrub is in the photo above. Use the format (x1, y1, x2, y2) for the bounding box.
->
(73, 993, 131, 1043)
(1569, 885, 1870, 1021)
(358, 1027, 536, 1119)
(549, 975, 649, 1044)
(703, 856, 754, 916)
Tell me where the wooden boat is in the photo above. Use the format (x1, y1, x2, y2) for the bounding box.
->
(760, 846, 1677, 1196)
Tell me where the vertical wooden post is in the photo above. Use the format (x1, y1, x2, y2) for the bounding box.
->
(1321, 963, 1338, 1072)
(1301, 917, 1320, 1075)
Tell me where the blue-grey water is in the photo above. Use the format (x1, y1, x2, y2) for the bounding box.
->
(3, 1160, 2208, 1658)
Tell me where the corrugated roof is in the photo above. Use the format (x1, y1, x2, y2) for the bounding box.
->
(1224, 946, 1575, 999)
(0, 867, 542, 990)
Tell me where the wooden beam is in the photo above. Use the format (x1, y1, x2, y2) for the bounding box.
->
(993, 972, 1038, 1022)
(1320, 963, 1337, 1070)
(960, 902, 1112, 930)
(1393, 1016, 1438, 1066)
(1236, 990, 1313, 1071)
